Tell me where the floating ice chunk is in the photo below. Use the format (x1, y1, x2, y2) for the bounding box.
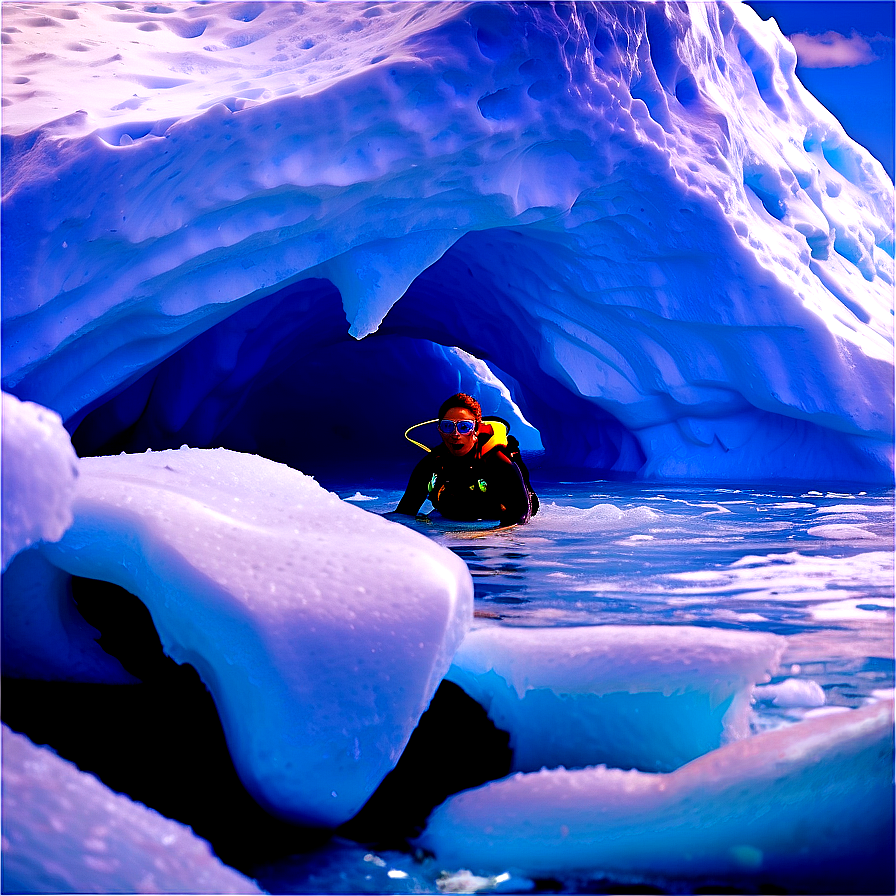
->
(531, 503, 661, 535)
(672, 550, 894, 602)
(753, 677, 825, 708)
(417, 701, 895, 891)
(1, 725, 262, 895)
(816, 504, 894, 515)
(437, 870, 493, 894)
(447, 625, 784, 774)
(807, 523, 880, 540)
(39, 448, 473, 826)
(1, 392, 79, 571)
(810, 596, 895, 622)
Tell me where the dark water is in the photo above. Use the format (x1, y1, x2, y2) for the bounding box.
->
(254, 481, 894, 895)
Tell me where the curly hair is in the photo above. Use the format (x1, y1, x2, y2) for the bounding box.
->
(438, 392, 482, 424)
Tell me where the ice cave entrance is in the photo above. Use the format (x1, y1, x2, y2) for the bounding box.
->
(69, 244, 641, 483)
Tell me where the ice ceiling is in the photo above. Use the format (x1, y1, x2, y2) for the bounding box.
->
(2, 1, 893, 482)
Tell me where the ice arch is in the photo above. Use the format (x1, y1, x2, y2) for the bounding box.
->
(68, 277, 548, 479)
(2, 1, 893, 482)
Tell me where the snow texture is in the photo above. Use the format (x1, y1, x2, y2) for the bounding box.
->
(447, 624, 785, 773)
(417, 699, 896, 891)
(1, 724, 263, 895)
(1, 392, 79, 572)
(1, 2, 893, 482)
(36, 447, 473, 827)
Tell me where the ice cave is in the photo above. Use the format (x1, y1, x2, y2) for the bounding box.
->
(1, 1, 893, 894)
(2, 0, 892, 482)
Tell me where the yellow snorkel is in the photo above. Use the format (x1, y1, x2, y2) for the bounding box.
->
(403, 419, 439, 452)
(404, 416, 511, 453)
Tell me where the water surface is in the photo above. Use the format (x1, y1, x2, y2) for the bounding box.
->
(256, 480, 894, 894)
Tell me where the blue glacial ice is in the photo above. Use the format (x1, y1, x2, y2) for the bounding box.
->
(447, 624, 784, 774)
(1, 0, 893, 482)
(0, 0, 893, 891)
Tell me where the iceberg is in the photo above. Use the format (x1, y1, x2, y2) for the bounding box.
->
(1, 0, 893, 890)
(1, 724, 263, 895)
(25, 446, 472, 827)
(416, 699, 896, 893)
(447, 624, 785, 773)
(1, 1, 892, 481)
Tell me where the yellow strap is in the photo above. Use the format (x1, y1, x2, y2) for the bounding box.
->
(404, 419, 439, 453)
(478, 419, 509, 456)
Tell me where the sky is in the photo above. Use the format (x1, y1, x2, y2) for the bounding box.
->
(745, 1, 895, 181)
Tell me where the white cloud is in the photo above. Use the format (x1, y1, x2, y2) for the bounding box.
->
(789, 30, 878, 68)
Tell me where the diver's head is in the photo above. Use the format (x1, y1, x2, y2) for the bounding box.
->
(438, 393, 481, 457)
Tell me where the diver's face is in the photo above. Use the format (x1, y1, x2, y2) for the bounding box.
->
(440, 407, 478, 457)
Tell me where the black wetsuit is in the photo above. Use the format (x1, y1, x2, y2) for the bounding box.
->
(397, 440, 534, 526)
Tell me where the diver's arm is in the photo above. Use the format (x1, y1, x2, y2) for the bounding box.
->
(395, 455, 434, 516)
(495, 454, 532, 526)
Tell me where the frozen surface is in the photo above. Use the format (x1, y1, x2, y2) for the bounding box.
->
(417, 699, 895, 892)
(1, 391, 79, 571)
(447, 624, 784, 773)
(2, 2, 893, 481)
(1, 724, 263, 895)
(36, 447, 473, 826)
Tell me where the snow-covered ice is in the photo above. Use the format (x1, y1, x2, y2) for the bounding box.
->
(447, 624, 784, 773)
(2, 1, 893, 481)
(417, 699, 895, 891)
(33, 446, 473, 827)
(1, 724, 263, 895)
(1, 392, 79, 572)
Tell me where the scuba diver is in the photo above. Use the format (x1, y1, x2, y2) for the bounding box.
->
(395, 393, 539, 527)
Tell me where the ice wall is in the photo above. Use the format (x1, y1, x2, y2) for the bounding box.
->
(2, 1, 893, 481)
